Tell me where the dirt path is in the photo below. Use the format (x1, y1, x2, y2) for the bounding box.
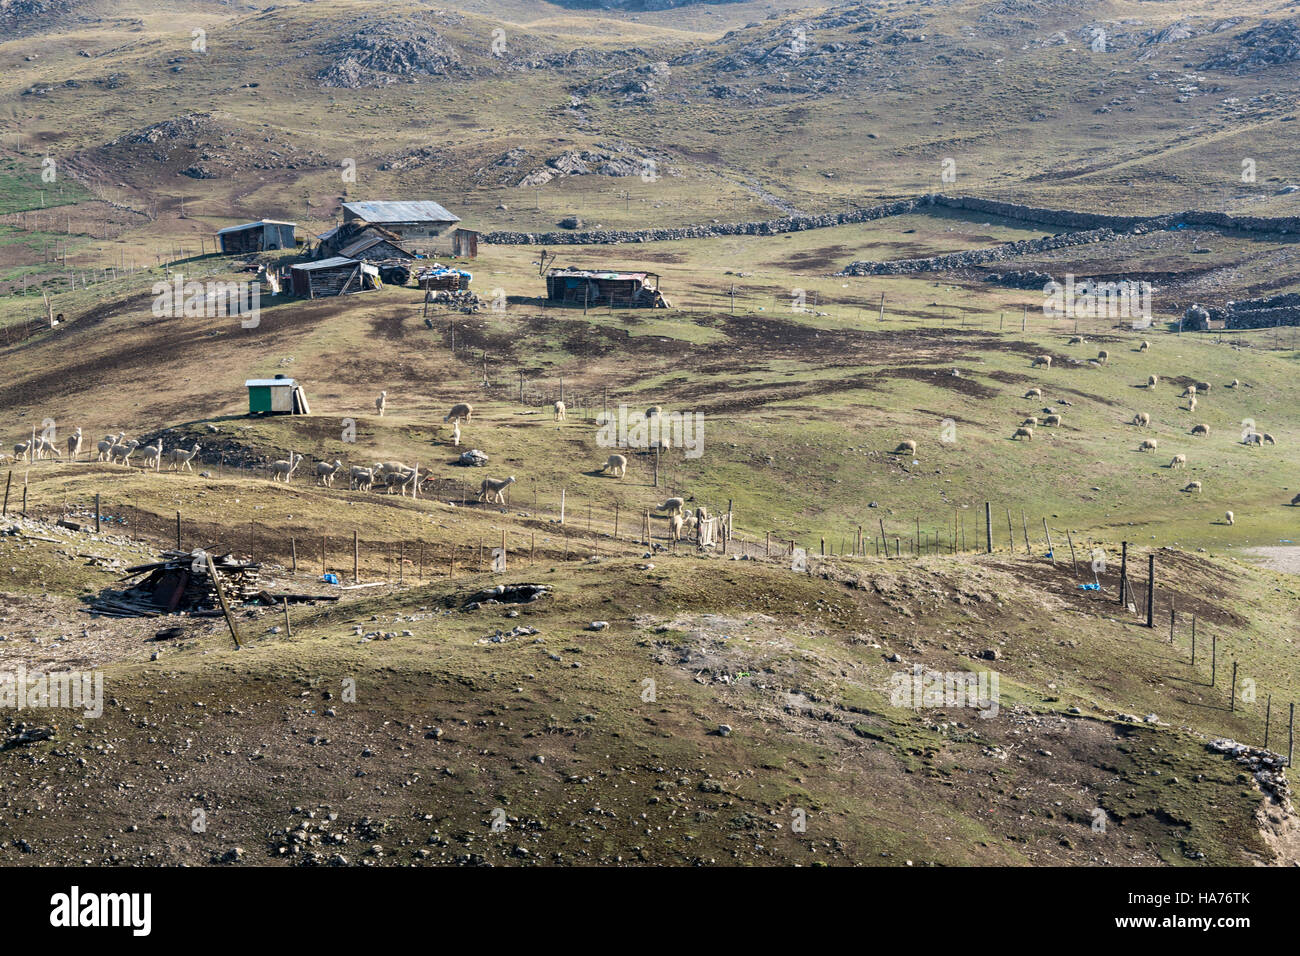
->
(1239, 546, 1300, 575)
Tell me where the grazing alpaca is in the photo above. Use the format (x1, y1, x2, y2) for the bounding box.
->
(1184, 481, 1202, 493)
(315, 459, 343, 486)
(168, 443, 201, 471)
(1182, 384, 1197, 397)
(1262, 433, 1276, 445)
(553, 400, 567, 421)
(1139, 438, 1158, 452)
(269, 453, 303, 482)
(601, 454, 628, 478)
(1067, 335, 1085, 345)
(477, 475, 516, 504)
(375, 391, 387, 417)
(1225, 511, 1234, 526)
(655, 497, 686, 517)
(66, 427, 82, 460)
(893, 440, 917, 454)
(1147, 374, 1158, 389)
(1169, 454, 1186, 469)
(1024, 388, 1042, 399)
(1012, 427, 1034, 441)
(1031, 355, 1052, 368)
(1043, 414, 1061, 426)
(1132, 412, 1150, 427)
(1022, 417, 1039, 427)
(444, 402, 473, 424)
(1190, 424, 1209, 437)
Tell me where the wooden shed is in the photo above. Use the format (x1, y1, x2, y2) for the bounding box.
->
(246, 375, 310, 416)
(217, 219, 297, 254)
(289, 257, 380, 298)
(451, 228, 479, 259)
(545, 268, 663, 307)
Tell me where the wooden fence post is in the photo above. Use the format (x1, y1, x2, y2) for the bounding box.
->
(1146, 554, 1155, 628)
(353, 530, 359, 583)
(206, 553, 242, 650)
(984, 502, 992, 554)
(176, 511, 182, 550)
(1042, 518, 1054, 563)
(1211, 633, 1217, 687)
(1230, 660, 1237, 711)
(291, 536, 297, 573)
(1, 471, 10, 517)
(94, 491, 100, 533)
(1265, 694, 1272, 750)
(1118, 542, 1127, 605)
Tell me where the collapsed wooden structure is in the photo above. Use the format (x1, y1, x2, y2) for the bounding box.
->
(289, 257, 380, 298)
(545, 268, 665, 307)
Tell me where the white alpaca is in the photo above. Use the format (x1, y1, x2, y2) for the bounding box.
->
(140, 440, 163, 470)
(1096, 349, 1109, 365)
(553, 400, 566, 421)
(601, 453, 628, 478)
(1139, 438, 1158, 452)
(1022, 416, 1039, 427)
(1183, 481, 1202, 493)
(168, 443, 200, 471)
(1225, 511, 1234, 526)
(1147, 374, 1158, 389)
(1169, 454, 1186, 469)
(477, 475, 516, 504)
(13, 440, 31, 462)
(1067, 335, 1085, 345)
(1138, 340, 1150, 352)
(34, 436, 60, 460)
(109, 439, 139, 466)
(375, 391, 387, 417)
(1182, 384, 1197, 397)
(668, 512, 684, 542)
(97, 432, 125, 462)
(444, 402, 473, 424)
(269, 452, 303, 481)
(655, 497, 686, 517)
(1186, 395, 1197, 412)
(893, 439, 917, 454)
(1024, 388, 1042, 399)
(66, 427, 82, 460)
(1132, 412, 1150, 427)
(350, 465, 376, 491)
(452, 421, 461, 447)
(315, 459, 343, 486)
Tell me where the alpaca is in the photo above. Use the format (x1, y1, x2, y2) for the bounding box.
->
(66, 427, 82, 461)
(553, 400, 567, 422)
(1147, 374, 1158, 389)
(1012, 427, 1034, 441)
(168, 443, 201, 471)
(601, 454, 628, 478)
(13, 440, 31, 462)
(656, 497, 686, 516)
(1182, 384, 1197, 397)
(1169, 454, 1186, 469)
(668, 512, 684, 542)
(477, 475, 516, 504)
(1225, 511, 1234, 526)
(350, 465, 376, 492)
(444, 402, 473, 425)
(1244, 433, 1263, 447)
(315, 459, 343, 486)
(1043, 414, 1061, 427)
(1139, 438, 1158, 452)
(1022, 417, 1039, 427)
(1138, 340, 1150, 352)
(1183, 481, 1202, 493)
(1096, 349, 1109, 365)
(1186, 396, 1197, 412)
(1031, 355, 1052, 368)
(34, 436, 60, 460)
(97, 432, 125, 462)
(269, 453, 303, 481)
(1132, 412, 1150, 427)
(1191, 424, 1209, 437)
(1067, 335, 1085, 345)
(893, 440, 917, 454)
(1024, 388, 1042, 399)
(140, 440, 164, 470)
(1227, 379, 1239, 389)
(375, 391, 387, 417)
(109, 439, 139, 466)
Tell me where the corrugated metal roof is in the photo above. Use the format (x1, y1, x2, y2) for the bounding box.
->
(245, 378, 296, 387)
(338, 235, 410, 259)
(549, 269, 652, 281)
(342, 200, 460, 224)
(217, 219, 296, 235)
(291, 256, 358, 271)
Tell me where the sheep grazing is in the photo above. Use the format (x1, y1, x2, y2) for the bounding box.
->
(1139, 438, 1158, 452)
(1146, 374, 1158, 389)
(1186, 396, 1197, 413)
(168, 443, 200, 471)
(1138, 340, 1150, 352)
(109, 439, 139, 466)
(375, 391, 387, 417)
(269, 452, 303, 482)
(1024, 387, 1043, 399)
(600, 453, 628, 478)
(139, 440, 163, 470)
(1183, 481, 1202, 493)
(1262, 432, 1276, 445)
(477, 475, 516, 504)
(1225, 510, 1234, 526)
(1067, 335, 1085, 345)
(656, 496, 686, 516)
(1169, 454, 1186, 469)
(1096, 349, 1109, 365)
(1022, 416, 1039, 427)
(1132, 412, 1151, 427)
(1012, 427, 1034, 441)
(893, 439, 917, 454)
(444, 402, 473, 425)
(315, 459, 343, 486)
(553, 400, 567, 422)
(349, 465, 376, 492)
(1190, 424, 1209, 437)
(66, 427, 82, 460)
(1031, 355, 1052, 368)
(1043, 414, 1061, 427)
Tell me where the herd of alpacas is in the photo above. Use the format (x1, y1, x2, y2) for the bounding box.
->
(3, 401, 709, 541)
(8, 357, 1294, 534)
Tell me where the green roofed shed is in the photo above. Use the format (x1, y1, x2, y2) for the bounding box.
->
(245, 374, 310, 415)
